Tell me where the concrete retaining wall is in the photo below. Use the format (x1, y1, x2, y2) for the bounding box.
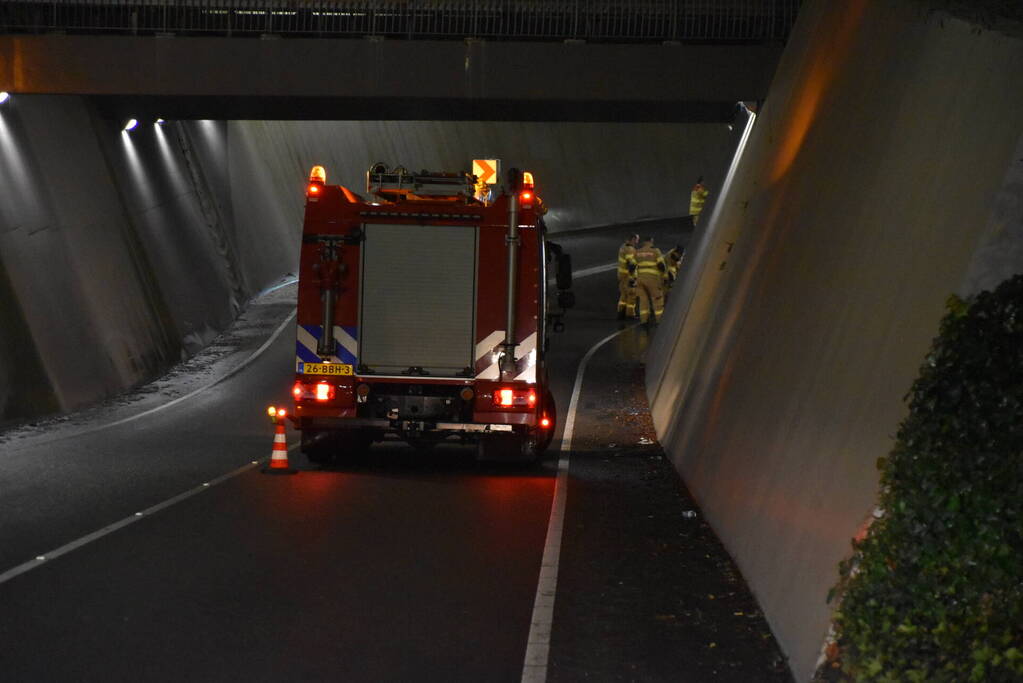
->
(0, 97, 180, 417)
(645, 1, 1023, 679)
(0, 99, 734, 424)
(228, 119, 735, 235)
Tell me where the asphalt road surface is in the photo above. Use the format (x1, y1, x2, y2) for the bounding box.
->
(0, 219, 791, 682)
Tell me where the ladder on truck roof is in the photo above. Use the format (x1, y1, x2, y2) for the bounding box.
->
(366, 164, 476, 201)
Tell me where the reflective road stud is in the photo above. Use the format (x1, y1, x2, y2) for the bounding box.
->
(263, 407, 297, 475)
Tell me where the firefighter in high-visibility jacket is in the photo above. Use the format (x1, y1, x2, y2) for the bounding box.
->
(664, 245, 685, 291)
(634, 237, 666, 325)
(690, 177, 709, 226)
(617, 234, 639, 319)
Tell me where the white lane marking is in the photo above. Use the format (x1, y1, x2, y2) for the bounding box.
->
(0, 439, 298, 586)
(5, 309, 297, 452)
(521, 325, 634, 683)
(572, 262, 617, 278)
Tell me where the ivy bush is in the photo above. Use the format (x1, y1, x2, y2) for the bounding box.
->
(832, 274, 1023, 682)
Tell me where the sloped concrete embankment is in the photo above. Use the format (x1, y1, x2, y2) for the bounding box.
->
(0, 99, 734, 425)
(1, 99, 222, 423)
(644, 0, 1023, 679)
(0, 99, 287, 426)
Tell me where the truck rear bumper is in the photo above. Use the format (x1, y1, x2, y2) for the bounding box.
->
(298, 417, 514, 433)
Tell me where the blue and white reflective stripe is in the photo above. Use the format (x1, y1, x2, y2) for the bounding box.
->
(295, 324, 358, 369)
(333, 326, 359, 361)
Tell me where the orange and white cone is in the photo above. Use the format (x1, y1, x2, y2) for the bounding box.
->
(262, 420, 297, 475)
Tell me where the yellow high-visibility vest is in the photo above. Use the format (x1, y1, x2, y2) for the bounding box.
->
(634, 247, 664, 277)
(617, 243, 636, 275)
(690, 184, 709, 215)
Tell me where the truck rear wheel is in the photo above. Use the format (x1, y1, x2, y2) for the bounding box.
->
(334, 429, 375, 464)
(301, 430, 333, 464)
(476, 432, 537, 463)
(301, 429, 375, 465)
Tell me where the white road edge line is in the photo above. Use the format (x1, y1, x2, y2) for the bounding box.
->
(259, 276, 299, 296)
(521, 324, 634, 683)
(0, 440, 298, 586)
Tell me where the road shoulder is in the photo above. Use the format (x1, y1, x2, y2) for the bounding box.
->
(549, 326, 793, 682)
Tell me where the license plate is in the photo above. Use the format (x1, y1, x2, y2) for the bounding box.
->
(300, 362, 354, 376)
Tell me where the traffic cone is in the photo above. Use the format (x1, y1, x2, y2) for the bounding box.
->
(262, 418, 297, 475)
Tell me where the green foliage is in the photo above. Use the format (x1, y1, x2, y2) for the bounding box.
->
(832, 274, 1023, 682)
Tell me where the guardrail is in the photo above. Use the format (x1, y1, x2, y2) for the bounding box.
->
(0, 1, 801, 43)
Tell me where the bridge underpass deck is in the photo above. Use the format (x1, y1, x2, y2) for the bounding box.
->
(0, 223, 792, 681)
(0, 34, 782, 122)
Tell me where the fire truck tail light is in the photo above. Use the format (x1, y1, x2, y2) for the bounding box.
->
(540, 416, 551, 429)
(292, 383, 303, 399)
(307, 183, 321, 195)
(315, 382, 335, 402)
(492, 387, 536, 408)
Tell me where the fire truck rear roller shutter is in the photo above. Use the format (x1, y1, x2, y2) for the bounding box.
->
(358, 223, 478, 378)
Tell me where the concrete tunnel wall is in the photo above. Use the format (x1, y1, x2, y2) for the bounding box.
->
(0, 99, 735, 425)
(645, 0, 1023, 679)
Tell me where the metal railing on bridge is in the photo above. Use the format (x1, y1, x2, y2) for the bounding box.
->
(0, 1, 801, 43)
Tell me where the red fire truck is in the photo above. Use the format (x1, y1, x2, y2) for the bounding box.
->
(290, 163, 573, 463)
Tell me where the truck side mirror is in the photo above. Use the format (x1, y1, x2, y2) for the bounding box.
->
(556, 253, 573, 291)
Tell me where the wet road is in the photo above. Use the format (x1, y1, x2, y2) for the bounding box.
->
(0, 220, 697, 681)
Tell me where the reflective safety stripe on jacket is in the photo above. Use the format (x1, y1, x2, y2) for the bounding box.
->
(690, 185, 709, 215)
(617, 244, 636, 275)
(634, 247, 664, 277)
